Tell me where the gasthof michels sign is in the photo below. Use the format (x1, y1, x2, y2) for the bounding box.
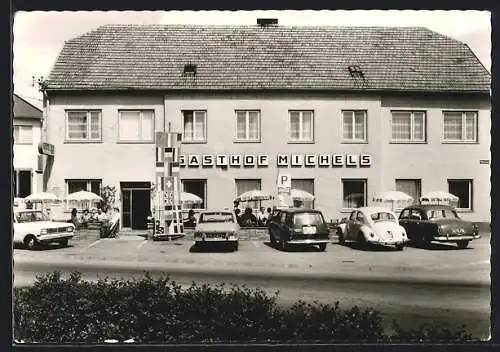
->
(179, 154, 371, 168)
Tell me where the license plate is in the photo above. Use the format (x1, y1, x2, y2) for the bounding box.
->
(206, 233, 225, 238)
(303, 226, 316, 234)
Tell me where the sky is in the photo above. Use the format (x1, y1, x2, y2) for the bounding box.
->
(12, 10, 491, 110)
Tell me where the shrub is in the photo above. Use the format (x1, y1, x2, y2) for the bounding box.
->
(13, 271, 476, 344)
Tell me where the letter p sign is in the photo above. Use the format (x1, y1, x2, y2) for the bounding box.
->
(277, 173, 291, 188)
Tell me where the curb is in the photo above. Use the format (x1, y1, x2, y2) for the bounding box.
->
(15, 256, 490, 288)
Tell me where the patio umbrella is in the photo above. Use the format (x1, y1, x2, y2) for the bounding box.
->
(290, 189, 315, 201)
(65, 191, 103, 210)
(420, 191, 459, 207)
(235, 190, 274, 202)
(24, 192, 59, 203)
(66, 190, 103, 202)
(181, 192, 203, 205)
(372, 191, 414, 211)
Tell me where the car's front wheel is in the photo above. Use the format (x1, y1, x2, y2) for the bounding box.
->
(337, 229, 345, 245)
(24, 235, 37, 250)
(318, 243, 327, 251)
(59, 239, 69, 247)
(457, 240, 470, 249)
(395, 243, 404, 251)
(231, 241, 239, 251)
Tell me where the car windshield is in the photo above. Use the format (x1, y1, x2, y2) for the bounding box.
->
(427, 209, 459, 219)
(293, 212, 324, 226)
(16, 211, 47, 223)
(199, 212, 234, 223)
(370, 212, 396, 222)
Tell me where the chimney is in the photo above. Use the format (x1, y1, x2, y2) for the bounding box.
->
(257, 18, 278, 27)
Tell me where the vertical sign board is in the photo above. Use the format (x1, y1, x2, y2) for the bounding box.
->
(277, 173, 292, 207)
(154, 132, 184, 238)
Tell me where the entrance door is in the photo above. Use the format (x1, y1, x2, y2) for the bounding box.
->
(121, 182, 151, 230)
(131, 190, 150, 230)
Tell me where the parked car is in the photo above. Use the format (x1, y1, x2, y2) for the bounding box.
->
(13, 209, 76, 250)
(398, 204, 480, 249)
(267, 208, 330, 251)
(193, 210, 240, 251)
(337, 207, 407, 250)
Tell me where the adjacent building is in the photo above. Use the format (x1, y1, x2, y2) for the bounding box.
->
(13, 94, 43, 199)
(40, 22, 491, 229)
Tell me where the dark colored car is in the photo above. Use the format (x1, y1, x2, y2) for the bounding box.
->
(398, 204, 480, 249)
(267, 208, 330, 251)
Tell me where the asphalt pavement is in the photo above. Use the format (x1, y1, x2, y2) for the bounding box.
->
(13, 230, 491, 339)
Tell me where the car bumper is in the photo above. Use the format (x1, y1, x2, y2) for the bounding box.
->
(288, 239, 329, 245)
(195, 238, 238, 242)
(37, 234, 74, 243)
(366, 238, 407, 246)
(432, 235, 481, 241)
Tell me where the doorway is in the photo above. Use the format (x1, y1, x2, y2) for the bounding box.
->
(120, 182, 150, 230)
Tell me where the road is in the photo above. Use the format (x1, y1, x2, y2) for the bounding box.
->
(13, 232, 492, 339)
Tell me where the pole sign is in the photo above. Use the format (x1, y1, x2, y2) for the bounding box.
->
(277, 173, 291, 189)
(38, 142, 55, 156)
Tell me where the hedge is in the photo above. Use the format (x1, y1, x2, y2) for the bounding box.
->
(14, 271, 474, 344)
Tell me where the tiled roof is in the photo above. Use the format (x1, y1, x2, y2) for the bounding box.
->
(13, 94, 43, 119)
(45, 24, 491, 93)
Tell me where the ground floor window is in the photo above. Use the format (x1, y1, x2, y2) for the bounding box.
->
(395, 179, 421, 204)
(235, 179, 262, 209)
(291, 179, 314, 209)
(13, 170, 32, 198)
(182, 179, 207, 209)
(342, 179, 367, 209)
(448, 179, 473, 210)
(66, 179, 102, 196)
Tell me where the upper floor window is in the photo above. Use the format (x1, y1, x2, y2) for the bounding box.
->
(342, 110, 367, 142)
(236, 110, 260, 142)
(443, 111, 477, 143)
(118, 110, 154, 142)
(66, 110, 101, 142)
(289, 110, 313, 143)
(183, 110, 206, 142)
(13, 125, 33, 144)
(391, 111, 426, 142)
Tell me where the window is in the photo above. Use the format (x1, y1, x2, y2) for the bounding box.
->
(289, 110, 313, 142)
(391, 111, 426, 142)
(342, 179, 367, 209)
(66, 179, 102, 196)
(13, 125, 33, 144)
(235, 179, 261, 209)
(66, 110, 101, 141)
(291, 179, 314, 209)
(118, 110, 154, 142)
(443, 111, 477, 142)
(236, 110, 260, 141)
(183, 110, 206, 142)
(448, 179, 473, 210)
(13, 170, 32, 198)
(182, 179, 207, 209)
(395, 179, 421, 204)
(342, 110, 367, 142)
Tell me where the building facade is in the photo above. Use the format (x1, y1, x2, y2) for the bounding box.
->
(13, 94, 43, 199)
(41, 23, 491, 228)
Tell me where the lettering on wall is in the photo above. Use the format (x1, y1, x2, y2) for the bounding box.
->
(179, 154, 372, 168)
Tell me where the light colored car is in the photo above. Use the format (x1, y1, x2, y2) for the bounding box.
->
(337, 207, 408, 250)
(193, 210, 240, 251)
(13, 209, 76, 250)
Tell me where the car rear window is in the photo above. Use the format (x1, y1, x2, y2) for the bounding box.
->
(370, 212, 396, 222)
(293, 212, 325, 226)
(199, 212, 234, 223)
